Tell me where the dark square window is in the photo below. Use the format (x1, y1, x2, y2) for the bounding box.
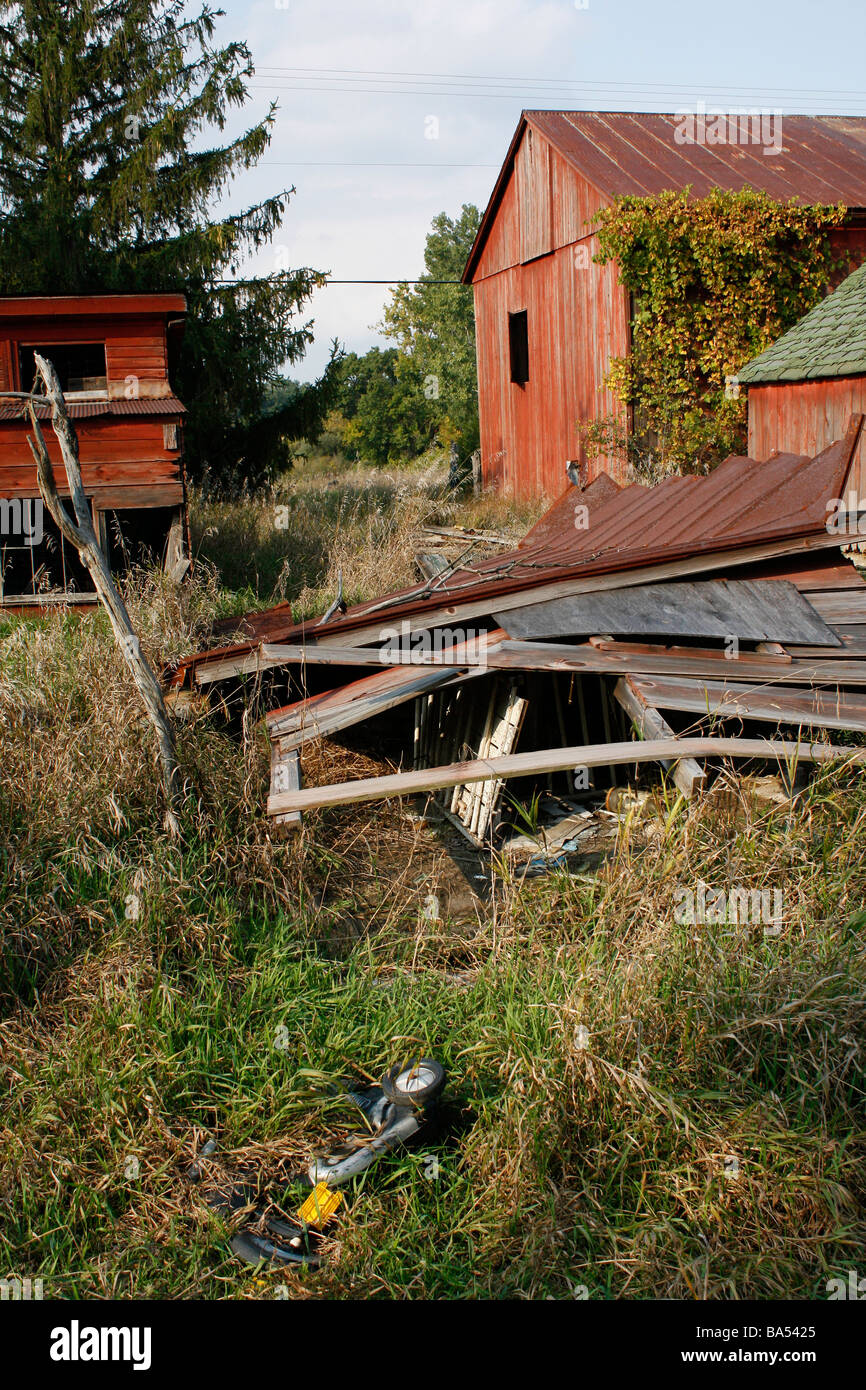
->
(508, 310, 529, 385)
(18, 342, 107, 396)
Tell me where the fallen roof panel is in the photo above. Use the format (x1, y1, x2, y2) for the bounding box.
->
(169, 420, 864, 687)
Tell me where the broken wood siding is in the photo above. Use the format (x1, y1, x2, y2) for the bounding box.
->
(471, 130, 629, 498)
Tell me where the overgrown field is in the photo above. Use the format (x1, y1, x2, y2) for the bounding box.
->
(1, 462, 865, 1300)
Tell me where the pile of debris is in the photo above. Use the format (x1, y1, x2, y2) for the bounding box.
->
(168, 417, 866, 844)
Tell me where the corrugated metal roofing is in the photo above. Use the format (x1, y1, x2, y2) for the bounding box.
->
(0, 395, 185, 420)
(739, 259, 866, 384)
(529, 112, 866, 204)
(173, 421, 864, 684)
(464, 112, 866, 282)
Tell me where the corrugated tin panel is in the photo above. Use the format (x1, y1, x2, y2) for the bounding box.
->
(0, 395, 185, 420)
(176, 424, 863, 683)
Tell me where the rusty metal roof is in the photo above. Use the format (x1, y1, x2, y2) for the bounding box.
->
(531, 112, 866, 203)
(0, 395, 185, 420)
(172, 420, 864, 685)
(464, 111, 866, 282)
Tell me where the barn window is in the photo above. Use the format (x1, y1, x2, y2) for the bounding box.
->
(18, 342, 107, 398)
(508, 310, 529, 385)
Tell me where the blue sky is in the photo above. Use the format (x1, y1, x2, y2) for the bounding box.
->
(208, 0, 866, 379)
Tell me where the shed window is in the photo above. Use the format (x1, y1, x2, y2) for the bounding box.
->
(508, 310, 529, 385)
(18, 342, 107, 397)
(0, 498, 95, 602)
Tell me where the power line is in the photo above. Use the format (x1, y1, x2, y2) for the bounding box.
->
(261, 161, 498, 167)
(212, 278, 464, 286)
(250, 84, 866, 114)
(255, 66, 866, 99)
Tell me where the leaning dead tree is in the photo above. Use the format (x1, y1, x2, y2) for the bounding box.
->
(11, 353, 182, 837)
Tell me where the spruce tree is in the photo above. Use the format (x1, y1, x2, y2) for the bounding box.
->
(0, 0, 328, 488)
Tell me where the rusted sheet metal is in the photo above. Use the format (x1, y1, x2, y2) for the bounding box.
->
(0, 395, 186, 421)
(531, 112, 866, 205)
(171, 425, 864, 687)
(518, 473, 621, 549)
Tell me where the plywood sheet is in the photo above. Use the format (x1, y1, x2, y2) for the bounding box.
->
(495, 579, 841, 646)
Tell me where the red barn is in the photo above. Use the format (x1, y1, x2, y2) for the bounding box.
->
(739, 259, 866, 498)
(0, 293, 188, 610)
(463, 111, 866, 500)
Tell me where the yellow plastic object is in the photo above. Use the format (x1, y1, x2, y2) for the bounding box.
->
(295, 1182, 343, 1228)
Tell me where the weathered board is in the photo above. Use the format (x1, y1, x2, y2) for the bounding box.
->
(626, 674, 866, 733)
(613, 676, 706, 797)
(267, 736, 864, 816)
(494, 579, 841, 646)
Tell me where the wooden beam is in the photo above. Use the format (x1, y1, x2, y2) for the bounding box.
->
(269, 745, 302, 834)
(626, 675, 866, 733)
(614, 676, 707, 797)
(194, 634, 866, 690)
(267, 735, 863, 816)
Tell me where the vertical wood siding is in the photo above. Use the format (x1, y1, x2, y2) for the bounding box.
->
(472, 131, 629, 498)
(748, 378, 866, 497)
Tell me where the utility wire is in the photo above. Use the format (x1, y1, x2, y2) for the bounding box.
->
(261, 161, 498, 167)
(254, 66, 866, 99)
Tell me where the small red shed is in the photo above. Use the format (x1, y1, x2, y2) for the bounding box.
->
(0, 293, 188, 609)
(463, 112, 866, 500)
(738, 259, 866, 498)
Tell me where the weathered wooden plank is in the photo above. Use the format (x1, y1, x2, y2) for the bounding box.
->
(806, 589, 866, 624)
(267, 736, 864, 816)
(415, 552, 451, 580)
(269, 745, 302, 833)
(196, 633, 499, 686)
(269, 664, 476, 753)
(614, 676, 707, 797)
(627, 675, 866, 733)
(493, 640, 866, 686)
(494, 579, 841, 646)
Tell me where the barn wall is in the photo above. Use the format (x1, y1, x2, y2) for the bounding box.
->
(472, 131, 629, 498)
(747, 377, 866, 496)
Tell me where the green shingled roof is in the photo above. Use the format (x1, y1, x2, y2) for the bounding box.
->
(738, 259, 866, 385)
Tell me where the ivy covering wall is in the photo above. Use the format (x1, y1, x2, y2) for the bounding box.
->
(581, 188, 848, 479)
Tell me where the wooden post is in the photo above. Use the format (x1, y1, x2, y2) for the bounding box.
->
(614, 675, 706, 798)
(471, 449, 482, 498)
(24, 353, 182, 837)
